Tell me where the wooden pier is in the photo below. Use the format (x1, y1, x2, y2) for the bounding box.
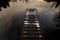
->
(20, 9, 45, 40)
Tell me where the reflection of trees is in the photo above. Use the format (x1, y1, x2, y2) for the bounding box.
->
(44, 0, 60, 28)
(47, 12, 60, 40)
(0, 0, 29, 11)
(55, 12, 60, 28)
(45, 0, 60, 39)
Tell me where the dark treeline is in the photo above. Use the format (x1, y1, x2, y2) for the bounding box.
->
(44, 0, 60, 8)
(0, 0, 10, 11)
(0, 0, 17, 11)
(20, 0, 29, 3)
(0, 0, 29, 11)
